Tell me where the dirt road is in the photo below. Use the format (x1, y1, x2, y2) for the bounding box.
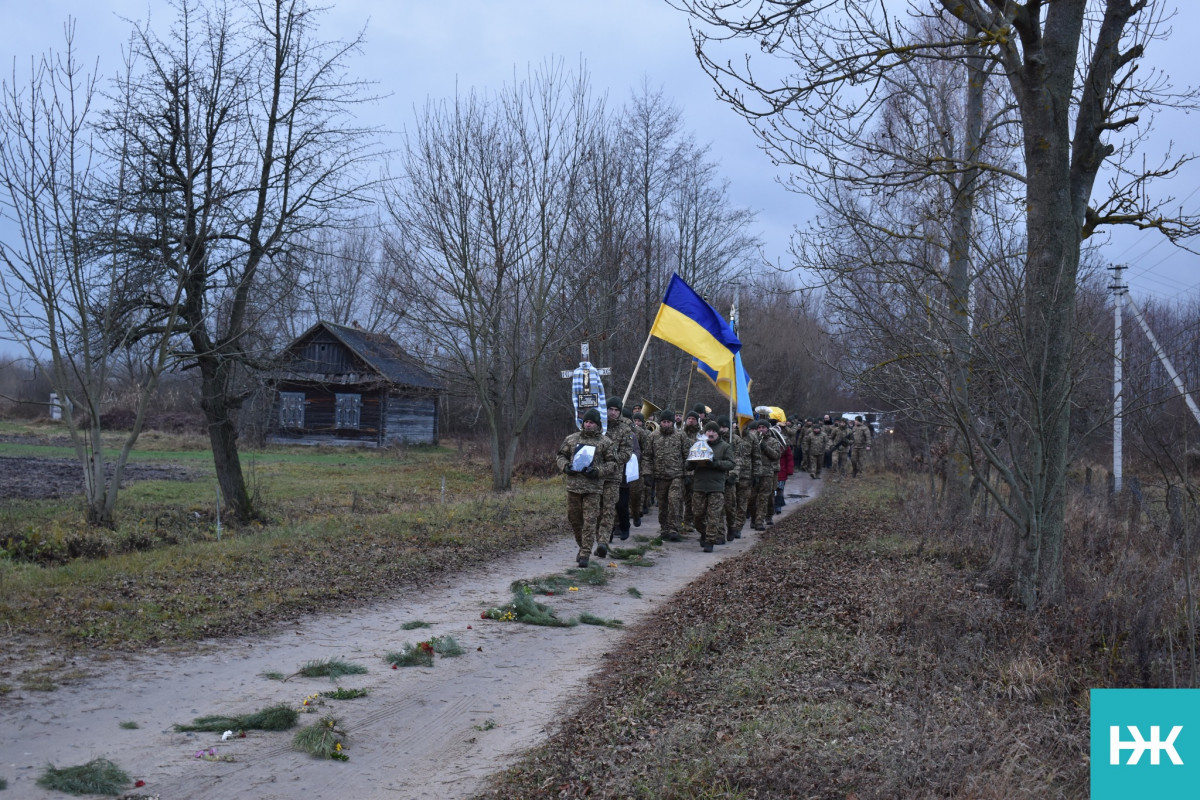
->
(0, 476, 817, 799)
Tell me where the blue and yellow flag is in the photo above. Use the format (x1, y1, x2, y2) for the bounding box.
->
(650, 274, 741, 369)
(695, 351, 754, 428)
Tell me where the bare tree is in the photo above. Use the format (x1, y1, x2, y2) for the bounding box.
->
(387, 61, 599, 490)
(0, 24, 182, 526)
(108, 0, 378, 522)
(266, 225, 406, 341)
(672, 0, 1200, 609)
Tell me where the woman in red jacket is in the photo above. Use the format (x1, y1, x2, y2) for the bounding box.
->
(774, 422, 794, 516)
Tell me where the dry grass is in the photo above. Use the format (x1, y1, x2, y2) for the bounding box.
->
(0, 446, 561, 656)
(480, 476, 1095, 799)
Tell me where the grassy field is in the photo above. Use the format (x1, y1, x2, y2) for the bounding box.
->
(0, 425, 561, 659)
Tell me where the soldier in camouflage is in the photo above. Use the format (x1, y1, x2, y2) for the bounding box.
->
(751, 419, 782, 530)
(850, 415, 872, 478)
(644, 409, 690, 541)
(718, 416, 744, 540)
(828, 418, 851, 479)
(687, 421, 735, 551)
(802, 419, 827, 479)
(555, 408, 618, 567)
(680, 409, 702, 532)
(598, 398, 635, 542)
(630, 411, 653, 523)
(742, 419, 761, 530)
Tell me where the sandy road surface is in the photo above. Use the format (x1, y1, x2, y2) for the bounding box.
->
(0, 475, 818, 799)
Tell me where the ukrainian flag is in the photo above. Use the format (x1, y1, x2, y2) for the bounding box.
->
(695, 351, 755, 428)
(650, 274, 741, 369)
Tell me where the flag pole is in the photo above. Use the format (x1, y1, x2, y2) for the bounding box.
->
(621, 329, 654, 408)
(730, 284, 739, 433)
(682, 363, 695, 414)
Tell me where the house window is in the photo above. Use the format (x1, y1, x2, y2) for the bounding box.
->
(335, 393, 362, 429)
(279, 392, 305, 428)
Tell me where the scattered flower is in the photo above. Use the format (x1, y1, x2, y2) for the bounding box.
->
(568, 587, 579, 592)
(608, 562, 618, 568)
(467, 625, 472, 630)
(391, 664, 398, 670)
(135, 780, 146, 787)
(221, 730, 234, 741)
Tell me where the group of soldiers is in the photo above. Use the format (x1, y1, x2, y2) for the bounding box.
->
(797, 414, 874, 481)
(556, 400, 873, 568)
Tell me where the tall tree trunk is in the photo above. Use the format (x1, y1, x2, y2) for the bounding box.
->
(198, 354, 255, 523)
(945, 41, 984, 517)
(1015, 114, 1079, 609)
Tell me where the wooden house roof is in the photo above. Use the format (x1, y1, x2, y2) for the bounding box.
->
(283, 321, 442, 390)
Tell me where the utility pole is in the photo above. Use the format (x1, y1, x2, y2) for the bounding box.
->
(1109, 264, 1126, 493)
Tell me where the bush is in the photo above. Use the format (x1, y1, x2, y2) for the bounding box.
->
(98, 408, 137, 431)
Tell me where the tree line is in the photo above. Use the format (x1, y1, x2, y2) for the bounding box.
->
(669, 0, 1200, 610)
(0, 0, 841, 526)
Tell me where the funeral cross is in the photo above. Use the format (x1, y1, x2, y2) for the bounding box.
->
(561, 342, 612, 427)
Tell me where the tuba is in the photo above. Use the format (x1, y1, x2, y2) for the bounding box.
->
(640, 399, 661, 431)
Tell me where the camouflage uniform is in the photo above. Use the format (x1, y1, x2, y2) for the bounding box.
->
(752, 424, 783, 529)
(821, 417, 836, 470)
(630, 419, 653, 520)
(742, 424, 761, 528)
(850, 420, 872, 477)
(599, 411, 635, 539)
(555, 426, 618, 564)
(731, 426, 755, 533)
(645, 418, 689, 540)
(722, 427, 744, 538)
(688, 432, 734, 548)
(828, 422, 850, 478)
(803, 424, 827, 478)
(680, 415, 701, 530)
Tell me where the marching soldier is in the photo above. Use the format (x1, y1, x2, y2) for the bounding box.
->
(687, 421, 734, 552)
(850, 415, 872, 478)
(751, 418, 782, 530)
(718, 416, 744, 540)
(630, 410, 653, 523)
(555, 408, 618, 567)
(803, 419, 827, 479)
(821, 414, 836, 471)
(829, 418, 851, 479)
(599, 398, 634, 541)
(644, 409, 690, 541)
(680, 409, 702, 532)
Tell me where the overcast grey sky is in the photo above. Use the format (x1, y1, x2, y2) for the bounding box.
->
(2, 0, 1197, 304)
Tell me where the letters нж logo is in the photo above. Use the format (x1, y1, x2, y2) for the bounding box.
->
(1109, 725, 1184, 765)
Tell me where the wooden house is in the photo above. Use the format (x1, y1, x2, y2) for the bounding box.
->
(266, 321, 442, 447)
